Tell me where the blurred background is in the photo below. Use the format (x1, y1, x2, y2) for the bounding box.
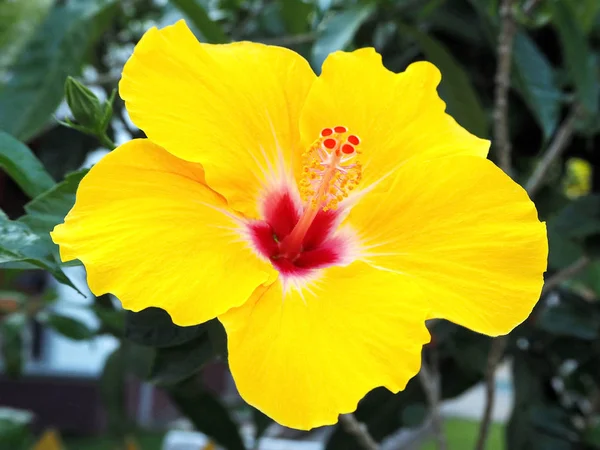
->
(1, 0, 600, 449)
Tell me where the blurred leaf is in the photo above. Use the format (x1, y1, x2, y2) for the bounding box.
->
(0, 312, 26, 377)
(0, 0, 118, 141)
(125, 343, 155, 380)
(151, 334, 214, 386)
(251, 407, 272, 441)
(400, 403, 428, 427)
(547, 195, 600, 239)
(529, 405, 579, 444)
(171, 0, 228, 43)
(0, 407, 34, 450)
(125, 307, 206, 348)
(206, 318, 228, 358)
(280, 0, 312, 34)
(40, 313, 96, 340)
(572, 0, 600, 34)
(584, 422, 600, 445)
(92, 304, 125, 336)
(547, 229, 584, 270)
(0, 211, 74, 288)
(311, 3, 375, 70)
(0, 131, 55, 198)
(168, 377, 245, 450)
(549, 0, 599, 115)
(100, 344, 130, 437)
(537, 302, 599, 340)
(19, 169, 87, 244)
(398, 24, 488, 138)
(507, 354, 549, 450)
(0, 0, 53, 75)
(512, 32, 562, 140)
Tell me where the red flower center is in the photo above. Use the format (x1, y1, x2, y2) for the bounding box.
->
(248, 189, 347, 276)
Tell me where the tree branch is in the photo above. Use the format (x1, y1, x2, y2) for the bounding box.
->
(542, 256, 591, 294)
(339, 414, 379, 450)
(493, 0, 518, 173)
(474, 256, 591, 450)
(524, 108, 579, 196)
(475, 1, 518, 449)
(474, 335, 507, 450)
(419, 353, 447, 450)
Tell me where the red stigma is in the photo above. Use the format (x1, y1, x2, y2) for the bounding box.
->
(323, 138, 337, 149)
(321, 128, 333, 137)
(334, 126, 347, 133)
(341, 144, 355, 154)
(348, 135, 360, 145)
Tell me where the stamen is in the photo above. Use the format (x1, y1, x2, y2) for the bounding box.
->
(279, 126, 362, 257)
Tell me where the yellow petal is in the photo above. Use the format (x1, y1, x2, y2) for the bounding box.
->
(51, 139, 273, 326)
(219, 262, 431, 430)
(299, 49, 489, 185)
(119, 20, 315, 217)
(348, 155, 548, 336)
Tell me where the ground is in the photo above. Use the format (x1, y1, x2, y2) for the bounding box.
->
(63, 419, 504, 449)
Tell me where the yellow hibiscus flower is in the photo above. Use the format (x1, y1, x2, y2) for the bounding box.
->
(51, 20, 547, 430)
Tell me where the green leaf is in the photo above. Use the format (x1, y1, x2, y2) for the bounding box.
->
(100, 344, 131, 437)
(171, 0, 228, 43)
(150, 334, 215, 386)
(167, 377, 245, 450)
(92, 304, 125, 337)
(125, 307, 207, 348)
(0, 0, 53, 76)
(251, 407, 272, 441)
(547, 229, 583, 270)
(19, 169, 87, 244)
(512, 32, 562, 140)
(0, 407, 34, 449)
(40, 313, 96, 340)
(280, 0, 313, 34)
(548, 195, 600, 239)
(0, 0, 118, 141)
(398, 24, 488, 138)
(0, 211, 74, 288)
(0, 313, 27, 377)
(311, 4, 375, 70)
(0, 131, 55, 198)
(549, 0, 599, 115)
(572, 0, 600, 34)
(537, 302, 599, 340)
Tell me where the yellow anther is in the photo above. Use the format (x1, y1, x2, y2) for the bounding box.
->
(299, 126, 362, 208)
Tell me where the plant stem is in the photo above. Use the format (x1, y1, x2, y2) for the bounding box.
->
(99, 132, 116, 150)
(339, 414, 379, 450)
(525, 108, 579, 196)
(419, 353, 447, 450)
(474, 256, 591, 450)
(493, 0, 517, 174)
(476, 1, 517, 449)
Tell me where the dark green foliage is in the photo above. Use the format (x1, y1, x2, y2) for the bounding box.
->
(2, 0, 600, 448)
(167, 377, 246, 450)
